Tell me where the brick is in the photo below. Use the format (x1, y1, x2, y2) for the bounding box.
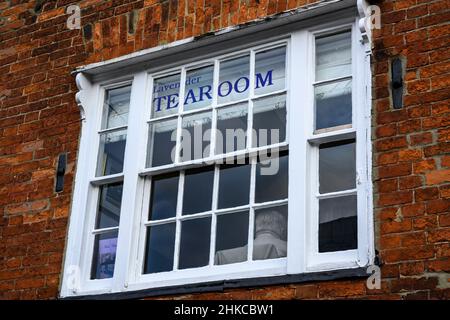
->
(379, 163, 412, 179)
(426, 169, 450, 185)
(318, 281, 366, 298)
(415, 187, 439, 201)
(428, 229, 450, 243)
(413, 159, 436, 174)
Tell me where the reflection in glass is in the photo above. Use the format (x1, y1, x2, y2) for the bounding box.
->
(178, 217, 211, 269)
(218, 56, 250, 104)
(96, 130, 127, 176)
(144, 223, 176, 274)
(184, 66, 214, 111)
(216, 103, 248, 155)
(316, 32, 352, 81)
(91, 231, 118, 279)
(149, 173, 179, 221)
(181, 112, 212, 162)
(252, 94, 286, 147)
(255, 46, 286, 95)
(214, 211, 249, 265)
(96, 183, 123, 229)
(253, 205, 288, 260)
(255, 153, 288, 203)
(147, 118, 177, 167)
(102, 86, 131, 129)
(319, 140, 356, 194)
(183, 167, 214, 215)
(218, 162, 251, 209)
(315, 79, 352, 130)
(152, 74, 181, 118)
(319, 195, 357, 252)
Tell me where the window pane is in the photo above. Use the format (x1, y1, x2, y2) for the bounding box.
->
(255, 46, 286, 95)
(91, 231, 118, 279)
(255, 152, 288, 203)
(178, 217, 211, 269)
(96, 182, 123, 229)
(152, 74, 181, 119)
(319, 195, 357, 252)
(252, 94, 286, 147)
(102, 86, 131, 129)
(253, 205, 287, 260)
(214, 211, 249, 265)
(319, 140, 356, 194)
(184, 66, 214, 111)
(149, 173, 179, 221)
(218, 56, 250, 104)
(215, 103, 248, 155)
(315, 79, 352, 130)
(144, 223, 176, 274)
(183, 167, 214, 215)
(218, 162, 251, 209)
(96, 130, 126, 176)
(180, 111, 212, 162)
(316, 32, 351, 81)
(147, 118, 177, 167)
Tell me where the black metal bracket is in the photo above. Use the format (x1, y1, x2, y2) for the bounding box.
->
(55, 153, 67, 193)
(391, 57, 404, 109)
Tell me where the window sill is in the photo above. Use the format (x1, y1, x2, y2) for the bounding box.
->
(60, 267, 368, 300)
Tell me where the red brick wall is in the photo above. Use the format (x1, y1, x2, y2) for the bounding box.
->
(0, 0, 449, 300)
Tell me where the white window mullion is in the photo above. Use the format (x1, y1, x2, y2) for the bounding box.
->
(247, 157, 257, 262)
(112, 71, 148, 291)
(173, 171, 185, 271)
(209, 165, 220, 266)
(247, 50, 256, 149)
(210, 59, 220, 156)
(287, 30, 310, 275)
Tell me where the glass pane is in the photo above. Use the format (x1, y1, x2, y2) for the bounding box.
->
(96, 130, 126, 176)
(147, 118, 177, 167)
(102, 86, 131, 129)
(315, 79, 352, 130)
(180, 111, 212, 162)
(218, 56, 250, 104)
(255, 152, 288, 203)
(255, 46, 286, 95)
(178, 217, 211, 269)
(253, 205, 288, 260)
(152, 74, 181, 118)
(96, 183, 123, 229)
(184, 66, 214, 111)
(214, 211, 249, 265)
(144, 223, 176, 274)
(215, 103, 248, 155)
(252, 94, 286, 147)
(218, 162, 251, 209)
(183, 167, 214, 215)
(316, 32, 351, 81)
(149, 173, 179, 221)
(91, 231, 118, 279)
(319, 140, 356, 194)
(319, 195, 357, 252)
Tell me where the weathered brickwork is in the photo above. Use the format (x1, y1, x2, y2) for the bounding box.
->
(0, 0, 449, 299)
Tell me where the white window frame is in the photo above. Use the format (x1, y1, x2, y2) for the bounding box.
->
(61, 16, 373, 298)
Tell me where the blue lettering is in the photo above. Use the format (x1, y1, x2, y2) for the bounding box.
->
(255, 70, 273, 89)
(199, 85, 212, 101)
(184, 89, 198, 105)
(234, 76, 249, 93)
(153, 96, 166, 112)
(218, 81, 233, 97)
(166, 93, 179, 109)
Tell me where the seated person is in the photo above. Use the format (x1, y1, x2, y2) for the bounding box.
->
(215, 209, 287, 265)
